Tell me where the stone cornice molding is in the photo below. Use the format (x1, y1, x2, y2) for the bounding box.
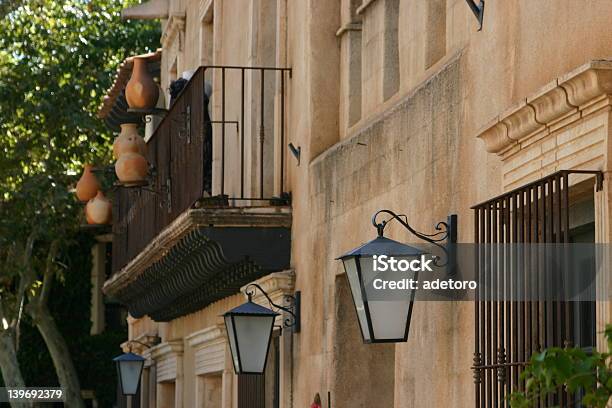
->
(185, 324, 226, 349)
(121, 0, 169, 20)
(103, 206, 291, 296)
(241, 270, 296, 306)
(150, 340, 184, 361)
(162, 12, 186, 50)
(477, 60, 612, 156)
(151, 340, 184, 382)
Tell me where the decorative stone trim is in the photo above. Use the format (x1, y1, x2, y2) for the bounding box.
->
(103, 206, 291, 296)
(151, 340, 184, 383)
(186, 324, 227, 376)
(336, 22, 362, 38)
(199, 0, 214, 23)
(186, 325, 226, 348)
(121, 0, 169, 20)
(477, 60, 612, 156)
(162, 13, 186, 51)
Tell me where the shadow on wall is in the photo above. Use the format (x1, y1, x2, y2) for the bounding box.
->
(332, 274, 395, 407)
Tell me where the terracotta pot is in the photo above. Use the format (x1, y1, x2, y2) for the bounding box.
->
(113, 123, 146, 159)
(125, 58, 159, 109)
(115, 152, 148, 185)
(75, 164, 100, 202)
(86, 191, 112, 225)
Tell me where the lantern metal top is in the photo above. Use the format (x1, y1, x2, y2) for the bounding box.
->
(336, 236, 425, 259)
(113, 352, 145, 362)
(224, 300, 280, 317)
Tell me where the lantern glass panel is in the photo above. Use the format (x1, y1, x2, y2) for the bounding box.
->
(224, 315, 240, 372)
(362, 255, 417, 341)
(234, 314, 275, 373)
(342, 256, 371, 342)
(117, 359, 144, 395)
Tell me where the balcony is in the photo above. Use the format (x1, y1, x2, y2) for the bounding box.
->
(105, 65, 292, 321)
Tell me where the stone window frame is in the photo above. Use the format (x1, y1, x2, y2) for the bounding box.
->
(151, 340, 184, 407)
(186, 323, 230, 408)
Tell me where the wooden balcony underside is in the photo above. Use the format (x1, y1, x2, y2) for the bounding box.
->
(103, 206, 291, 321)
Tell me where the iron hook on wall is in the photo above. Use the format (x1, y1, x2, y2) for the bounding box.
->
(465, 0, 485, 31)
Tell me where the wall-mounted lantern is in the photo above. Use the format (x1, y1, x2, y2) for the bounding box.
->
(112, 339, 158, 398)
(113, 352, 145, 396)
(224, 284, 300, 375)
(336, 210, 457, 344)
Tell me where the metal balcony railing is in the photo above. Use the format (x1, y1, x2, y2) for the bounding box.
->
(112, 65, 291, 274)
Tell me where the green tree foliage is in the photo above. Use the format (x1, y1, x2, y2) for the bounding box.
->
(0, 0, 159, 194)
(0, 0, 159, 403)
(509, 325, 612, 408)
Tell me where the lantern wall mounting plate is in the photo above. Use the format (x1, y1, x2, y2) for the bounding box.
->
(465, 0, 485, 31)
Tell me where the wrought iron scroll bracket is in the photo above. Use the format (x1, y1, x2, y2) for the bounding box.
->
(245, 283, 301, 333)
(465, 0, 485, 31)
(371, 209, 457, 269)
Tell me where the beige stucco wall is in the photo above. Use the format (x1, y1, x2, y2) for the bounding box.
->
(125, 0, 612, 407)
(287, 1, 612, 407)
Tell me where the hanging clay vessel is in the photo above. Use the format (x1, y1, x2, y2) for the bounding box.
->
(113, 123, 146, 159)
(75, 164, 100, 202)
(86, 191, 112, 225)
(125, 58, 159, 109)
(115, 152, 148, 185)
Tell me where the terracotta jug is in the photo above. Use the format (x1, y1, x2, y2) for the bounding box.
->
(86, 191, 112, 225)
(76, 164, 100, 202)
(113, 123, 146, 159)
(115, 152, 148, 185)
(125, 58, 159, 109)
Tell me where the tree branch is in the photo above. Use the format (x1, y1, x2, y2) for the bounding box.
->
(40, 240, 60, 307)
(15, 232, 36, 349)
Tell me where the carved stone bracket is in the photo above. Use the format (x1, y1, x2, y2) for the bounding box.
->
(162, 13, 186, 51)
(477, 60, 612, 156)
